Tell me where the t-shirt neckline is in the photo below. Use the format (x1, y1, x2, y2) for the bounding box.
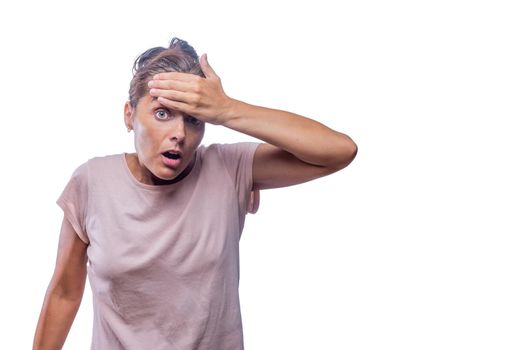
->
(121, 148, 201, 191)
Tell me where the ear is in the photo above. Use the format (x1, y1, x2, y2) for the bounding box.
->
(124, 101, 134, 130)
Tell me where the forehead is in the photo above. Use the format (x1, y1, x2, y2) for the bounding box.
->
(136, 94, 182, 115)
(138, 94, 160, 108)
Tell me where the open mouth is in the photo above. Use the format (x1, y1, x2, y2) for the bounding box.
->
(162, 151, 181, 160)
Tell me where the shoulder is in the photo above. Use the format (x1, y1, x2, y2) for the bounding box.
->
(67, 153, 122, 182)
(200, 142, 261, 160)
(88, 152, 122, 164)
(84, 152, 123, 171)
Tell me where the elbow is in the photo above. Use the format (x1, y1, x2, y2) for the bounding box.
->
(47, 283, 86, 303)
(347, 143, 358, 165)
(332, 139, 358, 170)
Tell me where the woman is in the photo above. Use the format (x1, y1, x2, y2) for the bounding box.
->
(33, 37, 357, 350)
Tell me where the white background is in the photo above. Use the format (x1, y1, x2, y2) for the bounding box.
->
(1, 0, 523, 349)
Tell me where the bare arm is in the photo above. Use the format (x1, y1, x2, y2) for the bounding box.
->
(223, 101, 357, 190)
(33, 215, 88, 350)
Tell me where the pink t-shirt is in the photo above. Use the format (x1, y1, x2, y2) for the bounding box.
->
(56, 142, 261, 350)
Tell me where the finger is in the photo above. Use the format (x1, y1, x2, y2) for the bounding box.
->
(153, 71, 196, 82)
(149, 88, 194, 104)
(199, 53, 218, 79)
(148, 79, 194, 93)
(156, 96, 191, 114)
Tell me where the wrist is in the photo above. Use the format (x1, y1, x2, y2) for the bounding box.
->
(220, 97, 243, 127)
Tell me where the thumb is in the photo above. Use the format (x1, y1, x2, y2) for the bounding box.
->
(199, 53, 218, 79)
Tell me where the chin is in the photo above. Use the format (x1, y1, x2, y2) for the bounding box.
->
(155, 168, 180, 180)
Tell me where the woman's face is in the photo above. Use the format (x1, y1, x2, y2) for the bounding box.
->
(124, 94, 205, 184)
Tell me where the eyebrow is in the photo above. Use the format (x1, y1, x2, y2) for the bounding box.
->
(149, 97, 171, 111)
(149, 96, 162, 106)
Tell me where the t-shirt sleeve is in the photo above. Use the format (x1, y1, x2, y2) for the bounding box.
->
(56, 161, 90, 244)
(216, 142, 262, 215)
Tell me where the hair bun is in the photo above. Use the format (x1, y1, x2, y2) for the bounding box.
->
(168, 37, 199, 59)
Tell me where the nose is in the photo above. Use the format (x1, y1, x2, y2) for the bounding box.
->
(170, 115, 186, 142)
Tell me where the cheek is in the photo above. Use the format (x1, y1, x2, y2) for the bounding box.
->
(134, 129, 160, 153)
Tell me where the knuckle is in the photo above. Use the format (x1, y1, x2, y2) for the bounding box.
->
(192, 95, 201, 104)
(193, 83, 202, 94)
